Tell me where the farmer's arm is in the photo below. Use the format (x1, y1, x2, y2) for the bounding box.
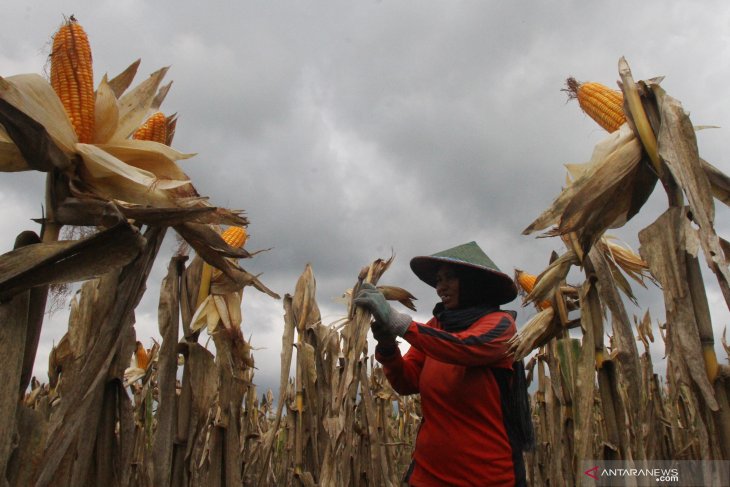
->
(375, 343, 425, 395)
(402, 312, 515, 367)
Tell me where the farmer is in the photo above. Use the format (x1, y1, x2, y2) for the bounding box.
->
(354, 241, 533, 487)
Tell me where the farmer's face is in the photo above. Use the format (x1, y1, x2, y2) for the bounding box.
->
(435, 265, 460, 310)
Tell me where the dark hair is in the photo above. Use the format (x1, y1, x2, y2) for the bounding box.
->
(454, 266, 500, 308)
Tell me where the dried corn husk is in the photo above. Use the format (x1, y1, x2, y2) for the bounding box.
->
(524, 123, 656, 254)
(0, 74, 77, 154)
(507, 307, 556, 361)
(523, 251, 578, 308)
(635, 309, 655, 351)
(113, 66, 169, 141)
(0, 127, 28, 171)
(106, 59, 140, 98)
(93, 76, 119, 144)
(598, 236, 654, 286)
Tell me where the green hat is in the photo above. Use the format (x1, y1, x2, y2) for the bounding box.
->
(410, 241, 517, 305)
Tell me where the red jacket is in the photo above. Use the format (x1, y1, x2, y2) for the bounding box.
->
(375, 311, 518, 487)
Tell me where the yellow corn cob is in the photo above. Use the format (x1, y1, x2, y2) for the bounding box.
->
(565, 77, 626, 133)
(50, 16, 95, 143)
(221, 226, 248, 249)
(135, 341, 149, 370)
(133, 111, 168, 144)
(703, 344, 719, 383)
(196, 226, 248, 308)
(514, 269, 552, 310)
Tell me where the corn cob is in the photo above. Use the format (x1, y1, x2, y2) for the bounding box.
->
(514, 269, 552, 310)
(221, 226, 248, 249)
(564, 77, 626, 133)
(132, 111, 168, 144)
(196, 226, 248, 308)
(50, 16, 95, 143)
(135, 341, 149, 370)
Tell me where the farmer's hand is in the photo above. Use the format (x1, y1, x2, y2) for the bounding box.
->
(353, 283, 412, 337)
(370, 320, 395, 344)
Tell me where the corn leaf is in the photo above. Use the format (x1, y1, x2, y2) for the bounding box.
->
(115, 204, 217, 226)
(702, 158, 730, 207)
(0, 127, 29, 171)
(588, 247, 643, 433)
(256, 295, 296, 487)
(638, 207, 719, 410)
(76, 142, 187, 189)
(151, 81, 173, 111)
(654, 85, 730, 310)
(174, 222, 279, 300)
(152, 256, 184, 485)
(0, 222, 144, 301)
(0, 74, 77, 153)
(292, 264, 321, 331)
(0, 98, 72, 172)
(507, 307, 556, 361)
(190, 295, 216, 333)
(93, 77, 119, 144)
(97, 141, 197, 196)
(106, 59, 141, 99)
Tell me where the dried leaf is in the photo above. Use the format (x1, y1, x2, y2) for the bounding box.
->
(0, 223, 145, 301)
(0, 97, 72, 172)
(93, 77, 119, 144)
(123, 367, 145, 386)
(98, 139, 195, 166)
(702, 158, 730, 207)
(378, 285, 417, 311)
(152, 256, 182, 487)
(292, 264, 321, 330)
(0, 74, 76, 152)
(639, 207, 719, 410)
(655, 85, 730, 309)
(151, 81, 173, 111)
(573, 281, 599, 463)
(190, 295, 217, 333)
(0, 126, 29, 171)
(255, 295, 296, 487)
(77, 142, 188, 190)
(212, 295, 231, 329)
(106, 59, 141, 98)
(115, 204, 217, 226)
(507, 307, 556, 361)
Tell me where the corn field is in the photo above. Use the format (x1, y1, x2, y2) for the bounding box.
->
(1, 18, 730, 487)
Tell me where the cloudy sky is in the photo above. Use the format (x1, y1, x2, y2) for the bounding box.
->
(2, 1, 730, 393)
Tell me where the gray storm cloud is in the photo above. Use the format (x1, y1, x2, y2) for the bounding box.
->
(2, 0, 729, 391)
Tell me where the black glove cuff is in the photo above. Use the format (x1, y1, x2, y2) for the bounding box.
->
(375, 342, 399, 357)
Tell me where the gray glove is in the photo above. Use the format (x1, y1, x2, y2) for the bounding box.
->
(353, 283, 412, 337)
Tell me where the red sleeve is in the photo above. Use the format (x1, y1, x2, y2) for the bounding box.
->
(375, 344, 425, 395)
(402, 312, 515, 367)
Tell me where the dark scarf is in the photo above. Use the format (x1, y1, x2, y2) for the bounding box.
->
(432, 302, 500, 332)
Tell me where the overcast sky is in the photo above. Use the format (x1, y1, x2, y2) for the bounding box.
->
(2, 1, 730, 393)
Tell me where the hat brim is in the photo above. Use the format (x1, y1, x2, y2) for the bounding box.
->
(410, 255, 518, 305)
